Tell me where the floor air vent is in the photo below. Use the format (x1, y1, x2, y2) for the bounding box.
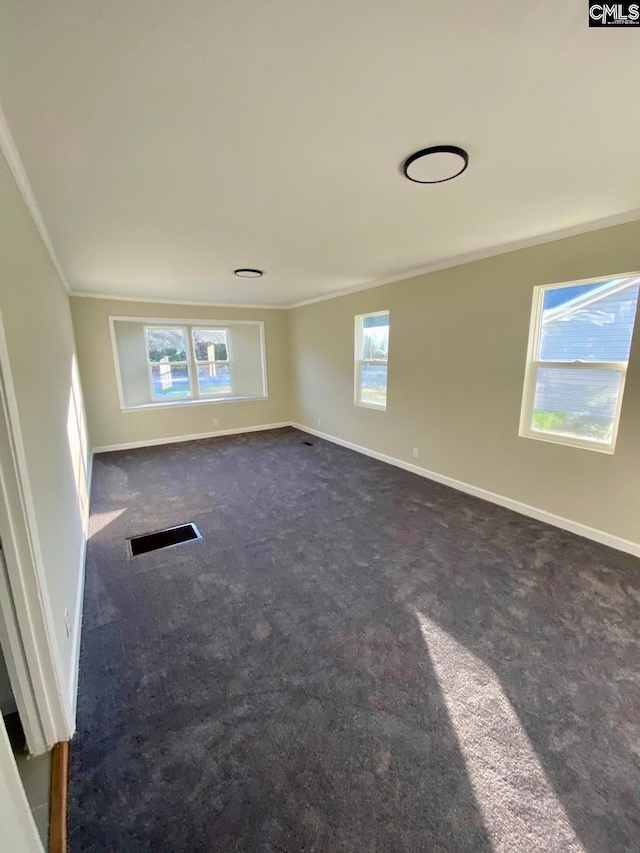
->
(302, 440, 314, 446)
(128, 523, 201, 557)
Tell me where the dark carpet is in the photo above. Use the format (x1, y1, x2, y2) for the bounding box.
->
(71, 427, 640, 852)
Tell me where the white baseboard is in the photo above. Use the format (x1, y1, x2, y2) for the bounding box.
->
(68, 539, 86, 719)
(68, 449, 94, 718)
(291, 423, 640, 559)
(90, 419, 640, 557)
(93, 422, 291, 454)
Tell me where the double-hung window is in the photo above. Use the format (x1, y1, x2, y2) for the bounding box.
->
(355, 311, 389, 409)
(520, 274, 640, 452)
(144, 325, 233, 402)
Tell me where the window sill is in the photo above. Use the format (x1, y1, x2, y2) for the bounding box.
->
(121, 395, 268, 413)
(354, 401, 387, 411)
(519, 429, 616, 455)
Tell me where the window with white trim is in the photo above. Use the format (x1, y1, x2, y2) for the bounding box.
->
(144, 325, 239, 402)
(520, 274, 640, 452)
(113, 318, 266, 410)
(355, 311, 389, 409)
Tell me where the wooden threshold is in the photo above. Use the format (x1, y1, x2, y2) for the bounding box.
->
(48, 741, 69, 853)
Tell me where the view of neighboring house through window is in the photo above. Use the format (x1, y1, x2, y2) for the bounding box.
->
(192, 328, 233, 396)
(520, 274, 640, 452)
(145, 326, 192, 400)
(355, 311, 389, 409)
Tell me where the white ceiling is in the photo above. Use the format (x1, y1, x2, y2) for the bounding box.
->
(1, 1, 640, 307)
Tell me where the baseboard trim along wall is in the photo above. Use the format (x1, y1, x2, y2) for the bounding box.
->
(68, 450, 93, 718)
(68, 533, 86, 717)
(290, 423, 640, 559)
(92, 422, 291, 454)
(90, 419, 640, 558)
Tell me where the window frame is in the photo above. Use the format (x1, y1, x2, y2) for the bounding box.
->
(144, 324, 193, 402)
(191, 326, 234, 398)
(519, 274, 640, 454)
(354, 310, 390, 411)
(114, 316, 268, 410)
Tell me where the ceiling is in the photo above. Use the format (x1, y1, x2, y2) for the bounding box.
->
(1, 1, 639, 307)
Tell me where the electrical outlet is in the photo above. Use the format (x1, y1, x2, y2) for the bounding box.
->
(317, 419, 322, 428)
(214, 418, 219, 427)
(64, 607, 71, 638)
(412, 447, 419, 459)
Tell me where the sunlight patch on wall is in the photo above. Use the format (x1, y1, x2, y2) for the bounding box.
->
(414, 611, 585, 853)
(67, 355, 90, 531)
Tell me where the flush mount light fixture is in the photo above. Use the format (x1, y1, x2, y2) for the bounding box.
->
(403, 145, 469, 184)
(234, 268, 263, 278)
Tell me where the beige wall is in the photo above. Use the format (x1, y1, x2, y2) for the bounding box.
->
(70, 298, 291, 449)
(290, 220, 640, 547)
(0, 148, 89, 707)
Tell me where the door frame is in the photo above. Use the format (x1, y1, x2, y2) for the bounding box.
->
(0, 309, 72, 753)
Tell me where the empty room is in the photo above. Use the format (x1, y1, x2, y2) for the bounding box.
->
(0, 2, 639, 852)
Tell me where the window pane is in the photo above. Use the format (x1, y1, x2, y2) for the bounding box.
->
(541, 281, 603, 311)
(197, 363, 232, 395)
(193, 329, 228, 362)
(361, 313, 389, 361)
(150, 363, 191, 399)
(360, 363, 387, 407)
(539, 280, 639, 363)
(145, 328, 188, 362)
(532, 367, 623, 443)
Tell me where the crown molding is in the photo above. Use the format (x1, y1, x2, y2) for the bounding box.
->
(0, 105, 71, 294)
(2, 97, 638, 313)
(70, 291, 283, 310)
(287, 208, 640, 309)
(72, 200, 640, 314)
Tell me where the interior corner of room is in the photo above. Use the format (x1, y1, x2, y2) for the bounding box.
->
(0, 4, 639, 851)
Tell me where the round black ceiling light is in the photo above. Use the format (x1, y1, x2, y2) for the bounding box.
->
(234, 268, 263, 278)
(403, 145, 469, 184)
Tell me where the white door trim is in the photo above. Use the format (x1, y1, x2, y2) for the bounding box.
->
(0, 309, 72, 752)
(0, 542, 46, 753)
